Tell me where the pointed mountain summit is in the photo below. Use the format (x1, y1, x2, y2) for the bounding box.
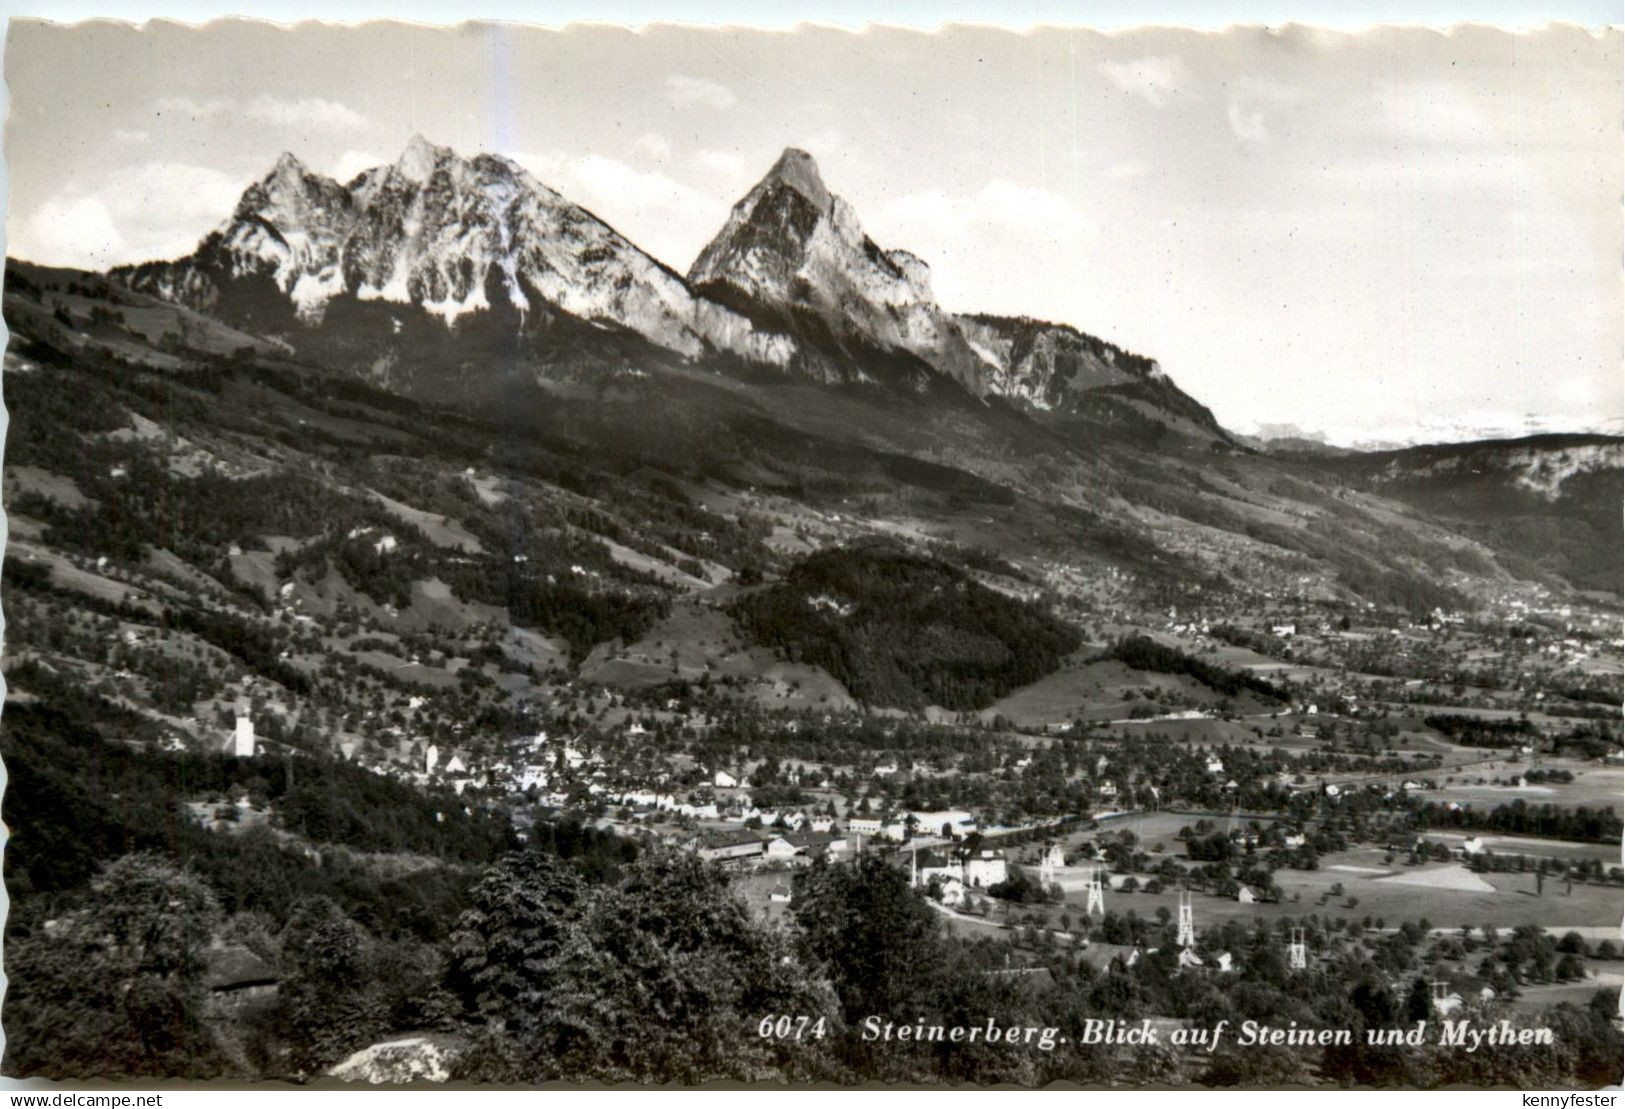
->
(393, 133, 451, 184)
(689, 147, 986, 390)
(269, 150, 310, 178)
(761, 147, 832, 208)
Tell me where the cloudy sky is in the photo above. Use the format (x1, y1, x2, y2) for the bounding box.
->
(4, 20, 1619, 443)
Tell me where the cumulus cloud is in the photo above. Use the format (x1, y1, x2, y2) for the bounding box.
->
(154, 94, 229, 118)
(690, 149, 747, 182)
(664, 74, 737, 110)
(865, 180, 1100, 319)
(634, 133, 675, 162)
(331, 149, 387, 182)
(14, 161, 248, 268)
(877, 180, 1097, 243)
(1222, 75, 1300, 145)
(1100, 55, 1189, 107)
(153, 93, 365, 131)
(979, 180, 1097, 238)
(246, 95, 367, 131)
(1227, 102, 1268, 143)
(570, 154, 714, 213)
(18, 197, 128, 269)
(509, 150, 726, 267)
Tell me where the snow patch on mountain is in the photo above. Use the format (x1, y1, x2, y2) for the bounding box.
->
(1506, 444, 1619, 500)
(1377, 441, 1621, 501)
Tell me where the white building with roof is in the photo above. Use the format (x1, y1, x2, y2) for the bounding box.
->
(964, 850, 1008, 888)
(231, 709, 255, 758)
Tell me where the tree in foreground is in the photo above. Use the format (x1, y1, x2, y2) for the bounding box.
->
(792, 854, 1053, 1084)
(3, 853, 224, 1079)
(273, 896, 392, 1077)
(452, 849, 838, 1083)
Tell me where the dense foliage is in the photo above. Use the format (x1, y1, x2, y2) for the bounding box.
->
(733, 541, 1080, 710)
(1095, 635, 1286, 703)
(1423, 713, 1536, 748)
(1414, 799, 1623, 844)
(453, 851, 839, 1083)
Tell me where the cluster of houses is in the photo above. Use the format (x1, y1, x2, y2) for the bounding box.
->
(910, 846, 1011, 907)
(692, 827, 852, 868)
(682, 827, 1021, 920)
(679, 799, 1022, 885)
(845, 808, 978, 842)
(396, 734, 1013, 849)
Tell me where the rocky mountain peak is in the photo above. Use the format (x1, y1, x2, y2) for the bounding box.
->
(270, 150, 308, 177)
(224, 155, 352, 288)
(395, 134, 453, 184)
(681, 149, 1227, 434)
(761, 147, 831, 209)
(687, 148, 990, 391)
(248, 151, 333, 208)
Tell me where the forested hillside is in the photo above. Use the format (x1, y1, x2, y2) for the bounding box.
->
(733, 542, 1081, 710)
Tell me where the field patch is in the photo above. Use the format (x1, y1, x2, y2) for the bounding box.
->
(5, 465, 92, 509)
(986, 659, 1238, 726)
(1374, 864, 1496, 893)
(368, 489, 484, 553)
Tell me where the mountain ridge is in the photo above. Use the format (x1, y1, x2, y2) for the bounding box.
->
(110, 139, 1225, 442)
(114, 137, 796, 370)
(686, 148, 1227, 439)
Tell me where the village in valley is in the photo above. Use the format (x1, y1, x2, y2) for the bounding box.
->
(142, 540, 1624, 1035)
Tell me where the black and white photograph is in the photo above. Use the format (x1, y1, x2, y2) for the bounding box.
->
(0, 10, 1620, 1090)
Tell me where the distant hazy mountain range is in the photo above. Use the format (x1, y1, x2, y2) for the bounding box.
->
(1246, 417, 1625, 455)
